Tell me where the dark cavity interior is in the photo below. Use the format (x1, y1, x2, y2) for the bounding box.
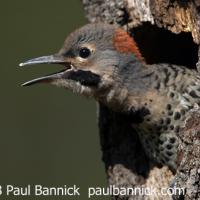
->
(131, 22, 198, 69)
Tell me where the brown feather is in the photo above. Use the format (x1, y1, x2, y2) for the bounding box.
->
(113, 28, 144, 62)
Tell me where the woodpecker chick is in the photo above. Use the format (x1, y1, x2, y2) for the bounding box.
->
(20, 23, 200, 172)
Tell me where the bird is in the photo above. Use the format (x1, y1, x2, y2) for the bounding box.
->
(20, 23, 200, 172)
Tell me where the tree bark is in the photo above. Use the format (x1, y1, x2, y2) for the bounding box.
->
(81, 0, 200, 199)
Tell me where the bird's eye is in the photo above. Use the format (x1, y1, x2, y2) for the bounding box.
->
(79, 47, 91, 58)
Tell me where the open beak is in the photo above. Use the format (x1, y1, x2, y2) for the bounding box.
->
(20, 55, 72, 86)
(20, 54, 101, 88)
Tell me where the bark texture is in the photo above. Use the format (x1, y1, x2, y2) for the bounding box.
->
(82, 0, 200, 199)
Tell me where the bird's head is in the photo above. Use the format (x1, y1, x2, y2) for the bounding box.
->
(20, 23, 143, 105)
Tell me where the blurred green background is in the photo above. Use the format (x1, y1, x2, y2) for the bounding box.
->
(0, 1, 108, 199)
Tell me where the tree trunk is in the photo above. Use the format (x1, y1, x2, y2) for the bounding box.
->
(81, 0, 200, 199)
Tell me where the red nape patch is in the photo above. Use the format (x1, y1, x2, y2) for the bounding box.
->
(113, 28, 144, 62)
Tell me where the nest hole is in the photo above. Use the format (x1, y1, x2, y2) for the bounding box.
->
(131, 23, 198, 69)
